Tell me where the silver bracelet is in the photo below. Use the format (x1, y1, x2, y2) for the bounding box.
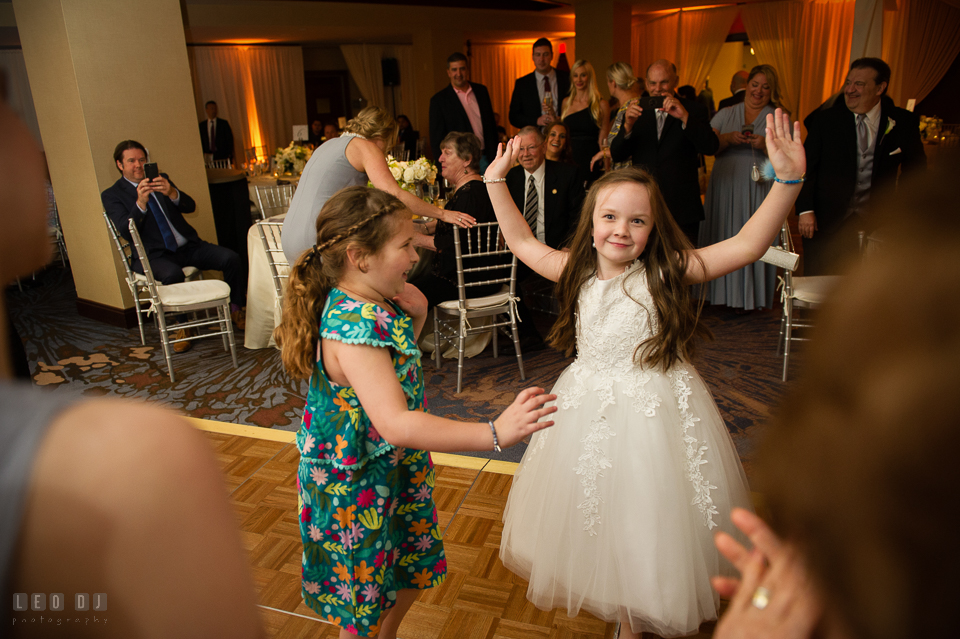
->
(488, 420, 502, 453)
(482, 176, 507, 184)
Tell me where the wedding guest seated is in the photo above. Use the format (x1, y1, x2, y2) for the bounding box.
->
(396, 114, 419, 159)
(323, 123, 340, 140)
(408, 132, 501, 308)
(543, 121, 574, 165)
(308, 119, 324, 147)
(711, 160, 959, 639)
(101, 140, 247, 350)
(1, 98, 263, 638)
(282, 107, 469, 265)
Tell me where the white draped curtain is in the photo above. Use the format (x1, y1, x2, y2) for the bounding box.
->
(339, 44, 420, 130)
(0, 50, 42, 147)
(190, 46, 307, 162)
(631, 7, 738, 93)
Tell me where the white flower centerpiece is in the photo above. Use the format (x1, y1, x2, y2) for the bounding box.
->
(385, 155, 438, 201)
(919, 115, 943, 143)
(273, 142, 313, 175)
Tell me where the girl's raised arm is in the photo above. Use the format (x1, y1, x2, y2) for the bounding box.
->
(483, 138, 568, 282)
(684, 109, 805, 285)
(327, 339, 557, 452)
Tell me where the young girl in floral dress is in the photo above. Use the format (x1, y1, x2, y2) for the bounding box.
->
(274, 186, 556, 639)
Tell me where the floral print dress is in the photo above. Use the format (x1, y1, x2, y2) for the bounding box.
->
(298, 288, 446, 637)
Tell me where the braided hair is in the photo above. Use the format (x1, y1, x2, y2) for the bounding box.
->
(274, 186, 409, 379)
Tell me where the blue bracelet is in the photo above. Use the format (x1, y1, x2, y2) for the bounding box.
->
(773, 175, 805, 184)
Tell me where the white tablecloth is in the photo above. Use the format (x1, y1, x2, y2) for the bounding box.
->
(244, 214, 285, 350)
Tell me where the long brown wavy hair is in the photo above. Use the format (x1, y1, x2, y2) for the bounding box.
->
(546, 167, 710, 371)
(274, 186, 409, 379)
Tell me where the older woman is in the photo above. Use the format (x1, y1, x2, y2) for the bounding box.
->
(409, 132, 500, 308)
(560, 60, 610, 186)
(543, 121, 574, 165)
(281, 107, 471, 264)
(698, 64, 784, 311)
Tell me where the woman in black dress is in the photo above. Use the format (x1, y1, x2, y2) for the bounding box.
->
(560, 60, 610, 187)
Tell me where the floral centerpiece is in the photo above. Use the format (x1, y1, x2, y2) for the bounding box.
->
(919, 115, 943, 143)
(386, 155, 438, 195)
(273, 142, 313, 175)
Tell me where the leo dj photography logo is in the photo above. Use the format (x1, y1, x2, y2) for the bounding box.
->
(11, 593, 108, 629)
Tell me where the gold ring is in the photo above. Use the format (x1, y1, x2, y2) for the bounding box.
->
(751, 586, 771, 610)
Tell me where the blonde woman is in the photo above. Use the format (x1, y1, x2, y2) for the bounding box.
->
(282, 107, 471, 264)
(560, 60, 610, 186)
(590, 62, 643, 172)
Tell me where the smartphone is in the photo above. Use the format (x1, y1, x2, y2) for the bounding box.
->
(639, 95, 666, 112)
(741, 124, 755, 136)
(144, 162, 159, 181)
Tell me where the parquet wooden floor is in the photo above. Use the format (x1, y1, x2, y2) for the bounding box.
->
(199, 422, 720, 639)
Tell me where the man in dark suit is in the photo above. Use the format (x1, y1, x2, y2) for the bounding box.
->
(429, 53, 498, 170)
(797, 58, 925, 275)
(102, 140, 245, 349)
(717, 70, 749, 111)
(199, 101, 234, 162)
(506, 126, 584, 251)
(609, 59, 719, 245)
(508, 38, 570, 130)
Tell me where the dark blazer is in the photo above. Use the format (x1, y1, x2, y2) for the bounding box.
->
(397, 126, 420, 159)
(506, 159, 585, 250)
(102, 175, 199, 270)
(717, 90, 745, 111)
(429, 83, 499, 163)
(199, 117, 234, 160)
(797, 95, 926, 235)
(609, 96, 719, 226)
(508, 69, 571, 130)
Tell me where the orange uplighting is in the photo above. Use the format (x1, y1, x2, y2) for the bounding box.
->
(238, 48, 266, 161)
(214, 39, 276, 45)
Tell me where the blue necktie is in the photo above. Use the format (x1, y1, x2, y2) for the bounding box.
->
(146, 193, 178, 252)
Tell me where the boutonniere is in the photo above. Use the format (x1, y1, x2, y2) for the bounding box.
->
(885, 118, 896, 135)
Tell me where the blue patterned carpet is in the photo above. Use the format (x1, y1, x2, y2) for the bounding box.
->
(8, 266, 792, 473)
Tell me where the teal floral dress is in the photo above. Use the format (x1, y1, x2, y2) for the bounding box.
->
(297, 289, 446, 637)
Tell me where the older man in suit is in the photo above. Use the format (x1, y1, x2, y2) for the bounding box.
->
(508, 38, 570, 131)
(429, 53, 498, 170)
(609, 59, 719, 245)
(717, 70, 749, 111)
(797, 57, 926, 275)
(199, 101, 234, 163)
(102, 140, 245, 348)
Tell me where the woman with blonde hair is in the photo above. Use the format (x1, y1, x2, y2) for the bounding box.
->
(560, 59, 610, 186)
(282, 107, 471, 263)
(590, 62, 643, 171)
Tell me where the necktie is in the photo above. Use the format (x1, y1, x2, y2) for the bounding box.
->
(209, 120, 217, 152)
(147, 193, 179, 252)
(657, 110, 667, 139)
(543, 76, 551, 94)
(524, 175, 538, 235)
(856, 114, 868, 157)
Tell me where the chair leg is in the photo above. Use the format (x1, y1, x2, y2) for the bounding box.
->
(132, 291, 147, 346)
(218, 305, 229, 351)
(433, 309, 442, 370)
(492, 321, 499, 358)
(776, 308, 786, 356)
(510, 312, 525, 381)
(456, 318, 466, 394)
(156, 311, 176, 384)
(224, 303, 239, 369)
(782, 302, 793, 382)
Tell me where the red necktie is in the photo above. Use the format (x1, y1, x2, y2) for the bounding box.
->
(543, 77, 551, 93)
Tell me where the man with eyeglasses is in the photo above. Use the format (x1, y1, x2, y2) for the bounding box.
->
(797, 57, 926, 275)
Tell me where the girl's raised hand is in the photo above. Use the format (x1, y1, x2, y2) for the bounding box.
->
(764, 108, 805, 182)
(494, 386, 558, 448)
(484, 136, 522, 182)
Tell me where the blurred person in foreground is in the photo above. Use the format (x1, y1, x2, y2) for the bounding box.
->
(0, 101, 263, 638)
(712, 158, 960, 639)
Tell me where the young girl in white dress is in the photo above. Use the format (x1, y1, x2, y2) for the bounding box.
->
(482, 110, 806, 638)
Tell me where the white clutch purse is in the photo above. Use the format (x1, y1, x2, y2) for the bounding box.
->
(759, 245, 799, 271)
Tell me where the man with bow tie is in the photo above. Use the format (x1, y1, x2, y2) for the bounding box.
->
(797, 58, 926, 275)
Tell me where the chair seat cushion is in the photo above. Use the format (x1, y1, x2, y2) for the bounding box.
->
(156, 279, 231, 306)
(792, 275, 841, 304)
(437, 291, 513, 311)
(133, 265, 200, 282)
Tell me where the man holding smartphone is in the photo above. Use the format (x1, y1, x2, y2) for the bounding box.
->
(102, 140, 246, 350)
(609, 59, 719, 246)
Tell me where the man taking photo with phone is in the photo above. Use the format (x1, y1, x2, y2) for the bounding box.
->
(609, 59, 719, 246)
(102, 140, 246, 350)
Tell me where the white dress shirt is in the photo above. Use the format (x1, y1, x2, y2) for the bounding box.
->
(524, 161, 547, 243)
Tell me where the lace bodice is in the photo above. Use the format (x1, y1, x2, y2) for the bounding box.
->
(575, 262, 658, 375)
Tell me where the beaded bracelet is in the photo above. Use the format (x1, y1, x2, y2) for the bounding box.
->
(488, 420, 502, 453)
(773, 174, 805, 184)
(482, 176, 507, 184)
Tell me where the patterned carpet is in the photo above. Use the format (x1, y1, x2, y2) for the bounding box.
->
(8, 266, 792, 472)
